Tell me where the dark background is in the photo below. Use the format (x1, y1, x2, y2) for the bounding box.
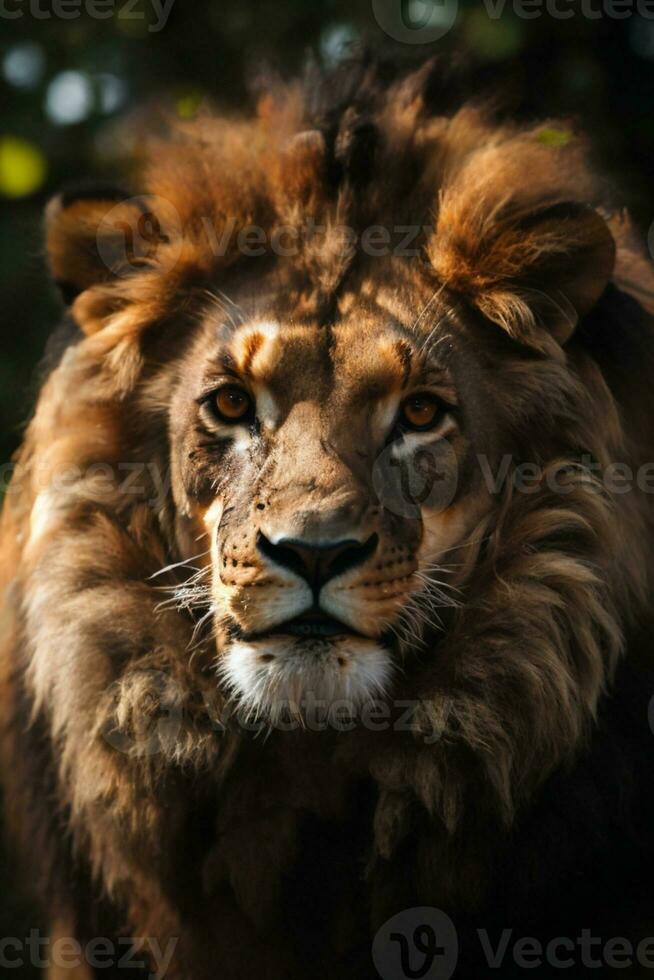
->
(0, 0, 653, 969)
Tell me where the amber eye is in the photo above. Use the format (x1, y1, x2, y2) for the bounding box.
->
(210, 385, 253, 423)
(399, 394, 442, 431)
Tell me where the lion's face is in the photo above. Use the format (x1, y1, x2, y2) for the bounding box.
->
(39, 63, 623, 736)
(171, 271, 492, 719)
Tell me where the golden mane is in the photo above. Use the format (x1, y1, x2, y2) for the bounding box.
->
(2, 57, 654, 979)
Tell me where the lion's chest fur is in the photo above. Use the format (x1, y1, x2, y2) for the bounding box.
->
(159, 734, 376, 976)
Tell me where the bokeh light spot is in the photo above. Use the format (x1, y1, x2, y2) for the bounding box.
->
(465, 11, 524, 60)
(98, 73, 128, 114)
(537, 127, 572, 147)
(320, 22, 358, 67)
(176, 89, 203, 120)
(0, 137, 47, 198)
(3, 42, 45, 90)
(45, 71, 94, 125)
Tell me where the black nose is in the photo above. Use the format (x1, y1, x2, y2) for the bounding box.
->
(257, 532, 378, 592)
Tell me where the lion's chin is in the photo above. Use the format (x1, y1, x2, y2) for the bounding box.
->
(218, 634, 393, 725)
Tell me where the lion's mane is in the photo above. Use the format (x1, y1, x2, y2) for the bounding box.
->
(2, 58, 654, 979)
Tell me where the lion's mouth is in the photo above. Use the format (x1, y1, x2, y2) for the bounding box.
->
(268, 610, 357, 640)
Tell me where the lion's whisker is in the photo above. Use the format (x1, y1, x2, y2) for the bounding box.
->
(149, 550, 211, 580)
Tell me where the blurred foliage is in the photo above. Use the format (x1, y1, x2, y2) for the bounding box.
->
(1, 1, 653, 468)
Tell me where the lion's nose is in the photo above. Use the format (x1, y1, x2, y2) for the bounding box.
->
(257, 532, 378, 592)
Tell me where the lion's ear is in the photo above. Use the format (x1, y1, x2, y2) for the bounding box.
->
(45, 184, 165, 307)
(485, 202, 616, 346)
(429, 155, 616, 348)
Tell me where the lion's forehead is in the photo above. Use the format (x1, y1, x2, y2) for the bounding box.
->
(211, 298, 456, 413)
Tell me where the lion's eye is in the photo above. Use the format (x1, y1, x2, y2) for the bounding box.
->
(399, 394, 442, 431)
(210, 386, 253, 423)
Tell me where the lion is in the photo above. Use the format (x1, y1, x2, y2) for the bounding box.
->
(2, 58, 654, 979)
